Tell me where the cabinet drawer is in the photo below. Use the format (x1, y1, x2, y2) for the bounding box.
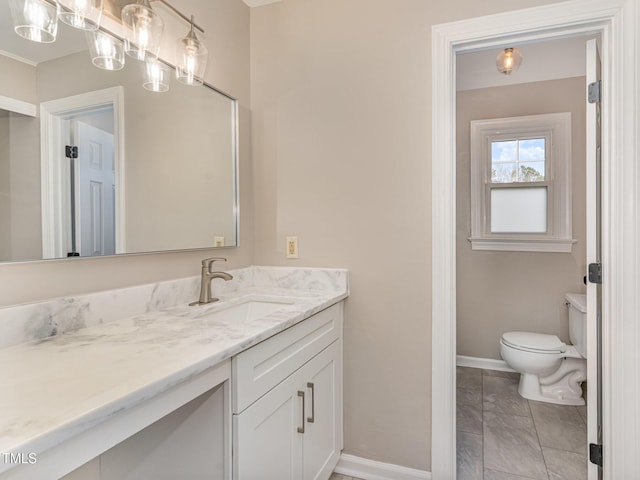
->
(232, 303, 342, 413)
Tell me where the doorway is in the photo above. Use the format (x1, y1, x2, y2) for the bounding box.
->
(431, 1, 640, 479)
(454, 34, 595, 480)
(40, 87, 125, 259)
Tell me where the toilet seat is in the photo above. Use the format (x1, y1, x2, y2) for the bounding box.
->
(501, 331, 566, 354)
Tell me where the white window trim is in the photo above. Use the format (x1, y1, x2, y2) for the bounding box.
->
(469, 112, 575, 252)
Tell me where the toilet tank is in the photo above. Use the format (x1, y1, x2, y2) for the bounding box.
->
(565, 293, 587, 357)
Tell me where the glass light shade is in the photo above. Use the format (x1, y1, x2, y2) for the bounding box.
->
(57, 0, 102, 31)
(496, 47, 523, 75)
(9, 0, 58, 43)
(143, 60, 170, 92)
(175, 25, 207, 86)
(121, 0, 163, 61)
(86, 30, 124, 70)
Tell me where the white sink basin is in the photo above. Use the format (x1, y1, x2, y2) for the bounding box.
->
(201, 299, 297, 323)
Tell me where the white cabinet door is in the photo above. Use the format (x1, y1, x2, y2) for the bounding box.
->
(234, 340, 342, 480)
(234, 366, 305, 480)
(302, 341, 342, 480)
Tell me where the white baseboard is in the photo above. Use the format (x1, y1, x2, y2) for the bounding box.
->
(456, 354, 515, 372)
(334, 453, 431, 480)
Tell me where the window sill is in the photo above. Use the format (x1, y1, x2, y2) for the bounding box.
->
(468, 237, 577, 253)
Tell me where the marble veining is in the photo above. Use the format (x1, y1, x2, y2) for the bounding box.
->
(0, 266, 348, 475)
(0, 266, 348, 348)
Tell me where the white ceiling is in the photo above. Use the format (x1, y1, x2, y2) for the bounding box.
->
(456, 35, 596, 91)
(242, 0, 281, 7)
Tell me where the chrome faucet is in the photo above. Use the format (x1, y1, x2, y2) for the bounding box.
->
(190, 257, 233, 306)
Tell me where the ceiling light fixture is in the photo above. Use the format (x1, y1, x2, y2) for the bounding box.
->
(9, 0, 58, 43)
(175, 15, 207, 86)
(496, 47, 523, 75)
(142, 59, 170, 92)
(57, 0, 102, 31)
(121, 0, 164, 61)
(86, 29, 125, 70)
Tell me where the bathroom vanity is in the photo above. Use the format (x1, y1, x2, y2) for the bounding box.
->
(0, 267, 348, 480)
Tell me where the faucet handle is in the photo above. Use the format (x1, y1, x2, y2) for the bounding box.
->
(202, 257, 227, 271)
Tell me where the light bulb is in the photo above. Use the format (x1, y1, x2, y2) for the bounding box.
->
(86, 30, 124, 70)
(57, 0, 102, 31)
(9, 0, 58, 43)
(496, 47, 523, 75)
(121, 0, 163, 61)
(143, 60, 170, 92)
(176, 17, 207, 86)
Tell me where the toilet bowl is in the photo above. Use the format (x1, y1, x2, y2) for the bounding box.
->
(499, 293, 587, 406)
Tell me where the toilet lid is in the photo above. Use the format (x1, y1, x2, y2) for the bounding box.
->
(502, 331, 566, 353)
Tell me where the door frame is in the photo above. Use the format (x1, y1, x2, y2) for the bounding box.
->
(431, 0, 639, 478)
(40, 87, 125, 258)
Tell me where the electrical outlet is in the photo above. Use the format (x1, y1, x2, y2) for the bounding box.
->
(286, 236, 299, 259)
(214, 236, 225, 247)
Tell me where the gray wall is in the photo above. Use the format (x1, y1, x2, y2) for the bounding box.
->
(36, 51, 236, 253)
(456, 77, 587, 360)
(0, 55, 36, 103)
(0, 0, 252, 306)
(249, 0, 569, 471)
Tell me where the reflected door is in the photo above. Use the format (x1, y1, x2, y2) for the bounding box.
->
(75, 121, 115, 256)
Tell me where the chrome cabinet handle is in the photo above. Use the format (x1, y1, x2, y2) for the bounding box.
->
(297, 391, 305, 433)
(307, 382, 315, 423)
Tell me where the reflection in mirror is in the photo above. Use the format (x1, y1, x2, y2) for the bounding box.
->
(0, 2, 238, 263)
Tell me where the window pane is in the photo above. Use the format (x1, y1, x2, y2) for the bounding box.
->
(491, 187, 547, 233)
(518, 138, 545, 161)
(491, 140, 517, 183)
(492, 162, 517, 183)
(491, 141, 517, 162)
(519, 161, 545, 181)
(491, 138, 546, 183)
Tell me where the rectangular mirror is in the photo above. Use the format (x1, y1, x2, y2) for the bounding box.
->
(0, 2, 238, 262)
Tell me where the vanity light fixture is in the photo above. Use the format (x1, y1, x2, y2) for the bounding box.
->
(57, 0, 102, 31)
(8, 0, 58, 43)
(496, 47, 523, 75)
(121, 0, 164, 61)
(86, 30, 125, 70)
(175, 15, 208, 86)
(142, 59, 170, 92)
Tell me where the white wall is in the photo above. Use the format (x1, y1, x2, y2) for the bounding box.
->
(456, 77, 587, 360)
(0, 116, 10, 259)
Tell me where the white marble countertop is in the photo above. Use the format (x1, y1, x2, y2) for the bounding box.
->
(0, 270, 347, 474)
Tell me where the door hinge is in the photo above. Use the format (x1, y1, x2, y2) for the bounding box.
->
(588, 80, 602, 104)
(65, 145, 78, 159)
(588, 262, 602, 284)
(589, 443, 603, 467)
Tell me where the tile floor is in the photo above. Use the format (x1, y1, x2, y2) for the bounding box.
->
(457, 366, 588, 480)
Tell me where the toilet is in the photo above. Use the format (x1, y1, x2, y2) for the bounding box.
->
(499, 293, 587, 406)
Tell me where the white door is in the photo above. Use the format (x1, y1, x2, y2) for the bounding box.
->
(234, 367, 304, 480)
(303, 342, 342, 480)
(585, 37, 602, 480)
(75, 121, 115, 257)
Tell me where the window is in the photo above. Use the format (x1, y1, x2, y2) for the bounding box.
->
(469, 113, 574, 252)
